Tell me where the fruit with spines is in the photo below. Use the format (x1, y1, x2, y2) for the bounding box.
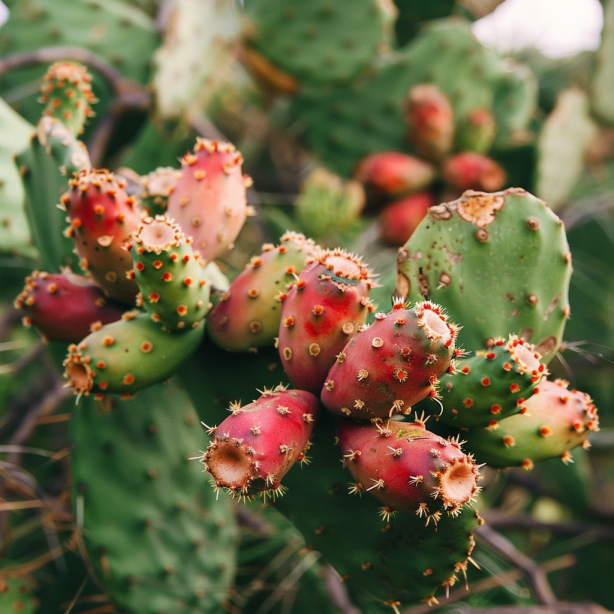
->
(277, 248, 375, 394)
(15, 270, 126, 343)
(397, 188, 573, 363)
(166, 138, 252, 263)
(321, 300, 458, 420)
(63, 312, 205, 396)
(354, 151, 436, 197)
(140, 167, 181, 217)
(464, 379, 599, 468)
(420, 334, 547, 428)
(208, 232, 318, 352)
(442, 152, 506, 193)
(0, 575, 37, 614)
(405, 83, 455, 161)
(338, 416, 480, 520)
(39, 61, 97, 136)
(130, 216, 211, 331)
(64, 169, 142, 304)
(199, 385, 319, 498)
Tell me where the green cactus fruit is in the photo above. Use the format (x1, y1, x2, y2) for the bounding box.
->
(442, 152, 507, 193)
(130, 216, 211, 331)
(321, 300, 458, 420)
(419, 335, 547, 428)
(140, 167, 181, 217)
(207, 232, 318, 352)
(0, 575, 37, 614)
(273, 413, 483, 607)
(63, 169, 142, 304)
(278, 249, 375, 394)
(198, 384, 319, 499)
(405, 83, 455, 161)
(39, 61, 97, 136)
(456, 107, 497, 154)
(243, 0, 394, 86)
(338, 417, 480, 519)
(71, 383, 237, 614)
(15, 116, 91, 270)
(15, 270, 125, 343)
(295, 167, 366, 239)
(63, 312, 205, 397)
(397, 188, 572, 363)
(464, 379, 599, 469)
(354, 151, 437, 197)
(166, 138, 252, 263)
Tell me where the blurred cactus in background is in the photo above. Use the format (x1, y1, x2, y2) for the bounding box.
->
(1, 1, 614, 613)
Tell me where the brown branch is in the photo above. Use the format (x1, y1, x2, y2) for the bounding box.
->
(403, 554, 575, 614)
(482, 510, 614, 540)
(323, 564, 361, 614)
(476, 523, 557, 605)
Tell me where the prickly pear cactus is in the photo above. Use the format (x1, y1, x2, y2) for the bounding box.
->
(70, 383, 237, 614)
(397, 188, 572, 363)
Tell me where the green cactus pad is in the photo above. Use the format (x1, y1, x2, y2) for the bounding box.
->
(63, 312, 205, 396)
(397, 188, 572, 363)
(0, 97, 36, 259)
(243, 0, 393, 86)
(293, 18, 537, 176)
(419, 335, 546, 428)
(273, 414, 483, 607)
(132, 216, 211, 331)
(15, 117, 91, 271)
(70, 383, 237, 614)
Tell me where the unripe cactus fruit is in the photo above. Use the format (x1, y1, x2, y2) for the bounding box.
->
(321, 300, 458, 420)
(130, 216, 211, 331)
(39, 61, 97, 136)
(465, 379, 599, 469)
(426, 335, 547, 428)
(277, 249, 375, 394)
(442, 152, 506, 193)
(354, 151, 436, 196)
(208, 232, 318, 352)
(63, 169, 142, 304)
(15, 270, 125, 343)
(63, 312, 205, 396)
(379, 191, 434, 246)
(338, 417, 480, 522)
(456, 108, 497, 155)
(166, 138, 253, 263)
(405, 83, 455, 161)
(198, 385, 319, 497)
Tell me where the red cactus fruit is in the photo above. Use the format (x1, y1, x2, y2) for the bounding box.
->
(321, 300, 458, 420)
(63, 169, 142, 304)
(166, 138, 253, 263)
(405, 84, 455, 161)
(379, 191, 435, 246)
(354, 151, 436, 197)
(15, 270, 125, 343)
(208, 232, 318, 352)
(338, 417, 480, 524)
(277, 249, 375, 394)
(442, 152, 506, 193)
(198, 385, 319, 498)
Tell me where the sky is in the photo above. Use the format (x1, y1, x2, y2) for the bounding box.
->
(472, 0, 604, 58)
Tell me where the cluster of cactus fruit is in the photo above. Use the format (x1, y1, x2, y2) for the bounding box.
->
(10, 60, 601, 611)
